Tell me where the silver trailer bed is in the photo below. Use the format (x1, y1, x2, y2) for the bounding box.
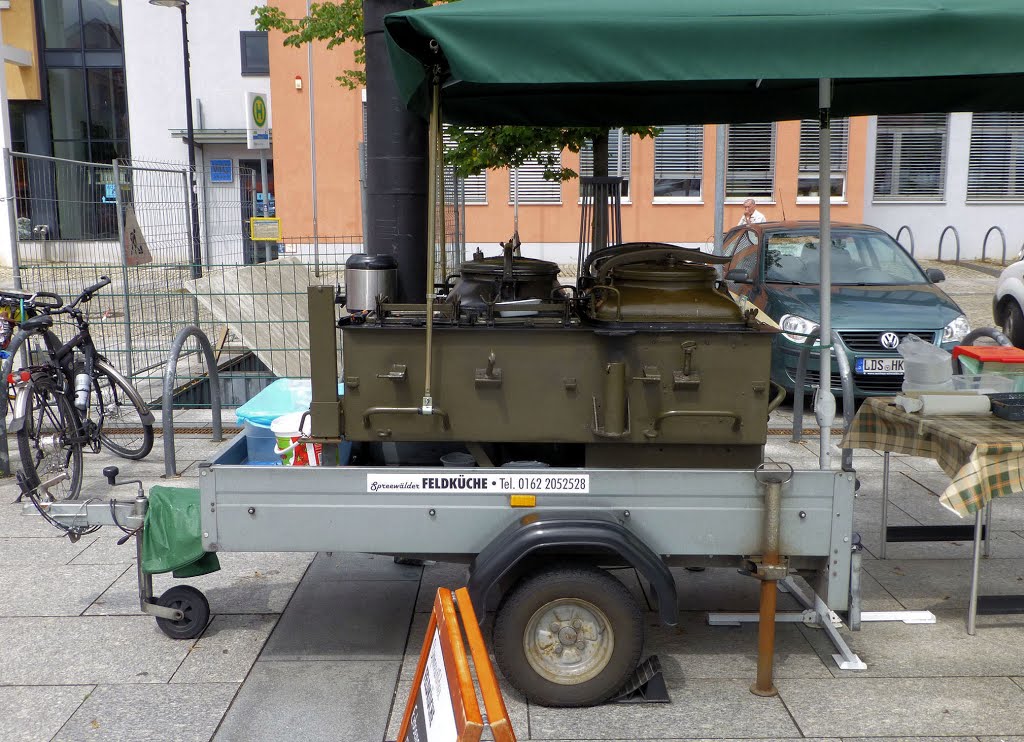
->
(197, 434, 856, 611)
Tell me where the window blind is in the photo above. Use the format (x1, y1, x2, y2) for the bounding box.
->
(653, 125, 703, 198)
(442, 129, 487, 204)
(510, 150, 562, 204)
(967, 112, 1024, 202)
(726, 122, 775, 199)
(797, 118, 849, 198)
(873, 114, 948, 201)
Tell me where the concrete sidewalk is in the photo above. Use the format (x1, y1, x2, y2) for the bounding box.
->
(3, 421, 1024, 742)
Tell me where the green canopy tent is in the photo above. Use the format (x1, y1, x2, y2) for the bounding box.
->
(384, 0, 1024, 468)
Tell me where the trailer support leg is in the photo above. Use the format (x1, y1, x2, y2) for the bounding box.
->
(751, 464, 791, 697)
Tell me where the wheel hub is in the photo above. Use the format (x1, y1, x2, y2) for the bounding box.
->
(523, 597, 615, 685)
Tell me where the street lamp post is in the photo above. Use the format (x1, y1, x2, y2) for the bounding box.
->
(150, 0, 203, 278)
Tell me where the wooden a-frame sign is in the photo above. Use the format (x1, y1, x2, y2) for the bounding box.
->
(396, 587, 515, 742)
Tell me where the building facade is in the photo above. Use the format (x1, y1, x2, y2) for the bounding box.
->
(266, 8, 869, 262)
(863, 112, 1024, 262)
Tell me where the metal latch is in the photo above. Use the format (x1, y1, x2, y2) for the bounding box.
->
(475, 352, 502, 388)
(376, 364, 407, 381)
(745, 556, 790, 581)
(632, 365, 661, 384)
(673, 341, 700, 389)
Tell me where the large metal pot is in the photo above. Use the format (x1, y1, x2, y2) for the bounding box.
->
(447, 246, 561, 313)
(345, 253, 398, 312)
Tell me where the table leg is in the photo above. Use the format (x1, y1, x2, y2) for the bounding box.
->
(984, 502, 993, 559)
(968, 504, 985, 636)
(880, 452, 890, 560)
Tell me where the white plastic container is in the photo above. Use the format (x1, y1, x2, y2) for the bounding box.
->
(899, 335, 952, 387)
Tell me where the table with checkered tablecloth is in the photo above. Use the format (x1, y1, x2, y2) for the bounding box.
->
(842, 397, 1024, 517)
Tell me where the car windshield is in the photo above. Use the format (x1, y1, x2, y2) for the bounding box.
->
(762, 230, 928, 285)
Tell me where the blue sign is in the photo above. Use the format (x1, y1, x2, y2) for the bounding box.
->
(209, 159, 234, 183)
(102, 183, 117, 204)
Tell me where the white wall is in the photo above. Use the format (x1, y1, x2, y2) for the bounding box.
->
(122, 0, 272, 165)
(863, 112, 1024, 263)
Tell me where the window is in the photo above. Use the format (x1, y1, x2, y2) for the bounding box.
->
(651, 125, 702, 200)
(873, 114, 948, 201)
(42, 0, 122, 50)
(580, 129, 631, 199)
(443, 130, 487, 204)
(967, 113, 1024, 201)
(726, 123, 775, 199)
(510, 152, 562, 204)
(798, 118, 849, 200)
(241, 31, 270, 76)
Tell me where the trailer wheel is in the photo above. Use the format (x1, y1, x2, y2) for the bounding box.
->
(154, 585, 210, 640)
(493, 564, 643, 707)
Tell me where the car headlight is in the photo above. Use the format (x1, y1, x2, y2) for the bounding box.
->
(779, 314, 820, 345)
(942, 315, 970, 343)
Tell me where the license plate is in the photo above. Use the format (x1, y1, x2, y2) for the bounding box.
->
(855, 357, 904, 375)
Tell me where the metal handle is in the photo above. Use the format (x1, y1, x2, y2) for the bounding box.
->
(644, 409, 741, 438)
(362, 406, 450, 430)
(767, 381, 787, 414)
(376, 364, 408, 380)
(588, 285, 622, 320)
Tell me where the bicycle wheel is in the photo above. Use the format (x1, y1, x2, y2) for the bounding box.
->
(16, 379, 83, 501)
(93, 360, 154, 460)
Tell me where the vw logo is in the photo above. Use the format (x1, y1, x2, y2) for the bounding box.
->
(880, 332, 901, 349)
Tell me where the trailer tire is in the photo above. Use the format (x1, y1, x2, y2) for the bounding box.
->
(155, 585, 210, 640)
(493, 564, 643, 707)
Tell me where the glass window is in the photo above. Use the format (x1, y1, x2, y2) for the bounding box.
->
(798, 118, 849, 199)
(967, 112, 1024, 202)
(653, 125, 703, 198)
(87, 69, 128, 140)
(41, 0, 81, 49)
(580, 129, 631, 199)
(48, 68, 89, 141)
(763, 230, 928, 285)
(510, 152, 562, 205)
(873, 114, 948, 201)
(82, 0, 123, 50)
(726, 122, 775, 199)
(240, 31, 270, 76)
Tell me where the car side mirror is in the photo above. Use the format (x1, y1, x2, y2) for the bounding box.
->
(925, 268, 945, 283)
(725, 268, 751, 283)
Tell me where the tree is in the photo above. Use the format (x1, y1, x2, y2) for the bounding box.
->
(254, 1, 658, 181)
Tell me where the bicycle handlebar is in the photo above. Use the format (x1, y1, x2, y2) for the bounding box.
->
(69, 276, 111, 308)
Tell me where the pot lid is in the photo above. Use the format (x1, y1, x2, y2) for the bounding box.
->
(346, 253, 398, 269)
(459, 254, 560, 278)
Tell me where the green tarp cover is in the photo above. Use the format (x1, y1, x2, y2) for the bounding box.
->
(141, 486, 220, 578)
(384, 0, 1024, 126)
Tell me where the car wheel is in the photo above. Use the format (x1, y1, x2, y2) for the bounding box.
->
(1002, 300, 1024, 348)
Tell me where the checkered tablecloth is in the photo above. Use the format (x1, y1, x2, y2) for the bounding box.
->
(842, 397, 1024, 516)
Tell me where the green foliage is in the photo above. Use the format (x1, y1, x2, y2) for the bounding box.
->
(253, 2, 659, 179)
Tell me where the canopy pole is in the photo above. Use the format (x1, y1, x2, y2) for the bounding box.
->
(714, 124, 726, 251)
(423, 76, 441, 414)
(817, 78, 835, 471)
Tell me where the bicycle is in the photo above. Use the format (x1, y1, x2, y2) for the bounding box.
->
(6, 277, 155, 501)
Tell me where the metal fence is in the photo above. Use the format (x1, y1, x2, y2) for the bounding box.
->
(5, 151, 465, 412)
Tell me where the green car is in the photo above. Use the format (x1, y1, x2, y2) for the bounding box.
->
(716, 221, 970, 397)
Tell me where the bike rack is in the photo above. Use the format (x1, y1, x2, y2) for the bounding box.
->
(791, 329, 856, 471)
(982, 226, 1008, 266)
(162, 326, 223, 478)
(895, 225, 915, 257)
(937, 225, 961, 264)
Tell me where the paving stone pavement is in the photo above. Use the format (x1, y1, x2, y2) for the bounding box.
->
(2, 263, 1022, 742)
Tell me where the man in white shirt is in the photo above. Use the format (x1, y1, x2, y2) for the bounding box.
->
(738, 198, 767, 226)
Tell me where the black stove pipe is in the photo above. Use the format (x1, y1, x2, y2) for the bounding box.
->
(363, 0, 429, 304)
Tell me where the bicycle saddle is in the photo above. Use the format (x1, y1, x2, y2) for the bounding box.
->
(19, 314, 53, 332)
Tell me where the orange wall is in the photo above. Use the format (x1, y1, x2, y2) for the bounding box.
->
(268, 21, 867, 243)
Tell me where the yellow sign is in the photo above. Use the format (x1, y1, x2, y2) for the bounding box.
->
(250, 217, 281, 241)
